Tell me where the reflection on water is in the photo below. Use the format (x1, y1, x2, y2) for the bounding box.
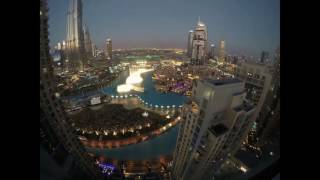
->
(87, 125, 179, 160)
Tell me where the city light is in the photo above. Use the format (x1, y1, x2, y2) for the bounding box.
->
(240, 166, 247, 173)
(142, 111, 149, 117)
(42, 0, 280, 178)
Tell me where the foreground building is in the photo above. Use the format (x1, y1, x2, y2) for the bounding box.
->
(65, 0, 86, 72)
(256, 50, 280, 143)
(234, 62, 273, 145)
(235, 62, 272, 110)
(190, 18, 208, 65)
(40, 0, 102, 179)
(172, 79, 255, 180)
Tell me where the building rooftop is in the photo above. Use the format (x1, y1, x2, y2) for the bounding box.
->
(209, 123, 228, 137)
(204, 78, 242, 86)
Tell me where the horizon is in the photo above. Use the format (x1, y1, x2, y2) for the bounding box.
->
(48, 0, 280, 57)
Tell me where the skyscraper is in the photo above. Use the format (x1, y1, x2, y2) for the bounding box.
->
(191, 17, 208, 65)
(172, 79, 255, 180)
(40, 0, 102, 179)
(65, 0, 86, 72)
(83, 25, 93, 59)
(187, 30, 194, 57)
(256, 49, 280, 143)
(260, 51, 269, 64)
(218, 40, 225, 63)
(235, 62, 273, 144)
(209, 43, 215, 59)
(92, 43, 97, 57)
(106, 38, 112, 60)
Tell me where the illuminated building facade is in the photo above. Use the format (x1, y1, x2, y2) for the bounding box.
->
(40, 0, 102, 179)
(191, 18, 208, 65)
(187, 30, 194, 57)
(65, 0, 86, 72)
(106, 38, 112, 60)
(218, 40, 225, 63)
(172, 79, 255, 180)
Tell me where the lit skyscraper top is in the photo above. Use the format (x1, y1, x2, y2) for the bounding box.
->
(191, 17, 208, 65)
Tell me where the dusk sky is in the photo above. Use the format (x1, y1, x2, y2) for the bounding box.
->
(48, 0, 279, 57)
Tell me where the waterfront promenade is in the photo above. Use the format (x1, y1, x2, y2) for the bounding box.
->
(81, 115, 181, 149)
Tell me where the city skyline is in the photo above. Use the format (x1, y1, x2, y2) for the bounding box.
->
(48, 0, 279, 57)
(41, 0, 280, 178)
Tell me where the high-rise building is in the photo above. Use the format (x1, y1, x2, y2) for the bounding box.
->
(172, 79, 256, 180)
(65, 0, 86, 72)
(92, 43, 97, 57)
(106, 38, 112, 60)
(187, 30, 194, 57)
(260, 51, 269, 64)
(256, 49, 280, 143)
(83, 25, 93, 59)
(234, 62, 273, 144)
(232, 55, 239, 65)
(191, 17, 208, 65)
(209, 43, 215, 59)
(40, 0, 102, 179)
(218, 40, 225, 63)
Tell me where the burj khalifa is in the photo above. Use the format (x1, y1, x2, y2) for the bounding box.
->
(65, 0, 86, 72)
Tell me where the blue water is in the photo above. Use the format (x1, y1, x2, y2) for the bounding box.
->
(70, 70, 185, 160)
(101, 71, 187, 106)
(87, 125, 179, 160)
(68, 70, 187, 107)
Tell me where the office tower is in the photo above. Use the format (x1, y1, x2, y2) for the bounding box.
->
(209, 43, 215, 59)
(187, 30, 194, 57)
(260, 51, 269, 64)
(218, 40, 225, 63)
(106, 38, 112, 59)
(40, 0, 102, 179)
(232, 56, 239, 65)
(172, 79, 255, 180)
(65, 0, 86, 72)
(83, 25, 93, 59)
(256, 49, 280, 143)
(191, 17, 208, 65)
(92, 43, 96, 57)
